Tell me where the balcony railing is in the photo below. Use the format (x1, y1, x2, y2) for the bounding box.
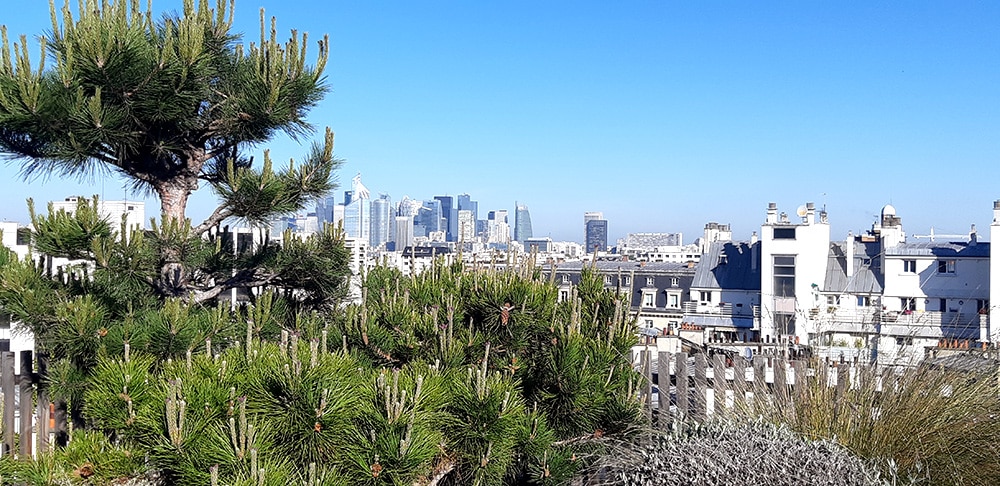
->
(682, 301, 760, 318)
(814, 309, 986, 340)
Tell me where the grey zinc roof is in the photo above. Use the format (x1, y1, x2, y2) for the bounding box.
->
(824, 241, 883, 294)
(691, 241, 760, 291)
(884, 241, 990, 258)
(551, 261, 693, 273)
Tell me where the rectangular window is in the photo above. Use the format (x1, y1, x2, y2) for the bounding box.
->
(857, 296, 871, 307)
(668, 294, 680, 308)
(621, 276, 630, 286)
(560, 274, 569, 284)
(604, 275, 612, 285)
(773, 255, 795, 297)
(700, 291, 712, 303)
(559, 290, 569, 302)
(643, 292, 655, 307)
(646, 277, 655, 287)
(978, 299, 989, 314)
(0, 312, 9, 330)
(827, 296, 840, 306)
(774, 313, 795, 335)
(939, 298, 947, 312)
(15, 228, 30, 246)
(903, 260, 917, 273)
(773, 227, 796, 239)
(937, 260, 956, 274)
(671, 277, 679, 286)
(900, 297, 916, 311)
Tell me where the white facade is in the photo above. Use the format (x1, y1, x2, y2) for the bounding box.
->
(991, 200, 1000, 343)
(50, 196, 146, 234)
(0, 223, 37, 357)
(487, 210, 510, 245)
(457, 210, 475, 243)
(0, 222, 30, 261)
(394, 215, 414, 250)
(759, 202, 830, 344)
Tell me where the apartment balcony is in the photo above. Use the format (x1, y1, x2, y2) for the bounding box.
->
(682, 301, 760, 318)
(880, 311, 984, 340)
(681, 302, 760, 331)
(814, 309, 985, 340)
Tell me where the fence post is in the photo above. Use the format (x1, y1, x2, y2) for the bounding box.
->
(657, 351, 671, 422)
(792, 360, 808, 400)
(835, 362, 848, 399)
(752, 355, 767, 410)
(675, 352, 688, 419)
(1, 352, 14, 456)
(693, 353, 707, 421)
(18, 350, 32, 459)
(640, 349, 652, 424)
(732, 356, 750, 410)
(36, 353, 50, 455)
(773, 357, 788, 403)
(712, 353, 726, 416)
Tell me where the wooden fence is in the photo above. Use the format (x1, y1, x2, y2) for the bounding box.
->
(0, 350, 66, 459)
(634, 349, 870, 425)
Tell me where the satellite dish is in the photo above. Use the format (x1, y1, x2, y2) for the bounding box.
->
(796, 205, 808, 218)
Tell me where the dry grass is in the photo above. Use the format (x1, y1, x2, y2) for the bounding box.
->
(746, 360, 1000, 485)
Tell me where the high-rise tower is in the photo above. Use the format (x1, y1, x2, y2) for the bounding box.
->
(584, 211, 607, 253)
(343, 174, 371, 241)
(434, 195, 457, 242)
(370, 194, 393, 249)
(514, 203, 533, 242)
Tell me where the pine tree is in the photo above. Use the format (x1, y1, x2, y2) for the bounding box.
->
(0, 0, 338, 298)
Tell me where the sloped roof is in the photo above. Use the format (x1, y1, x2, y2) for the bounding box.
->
(692, 241, 760, 291)
(552, 260, 693, 274)
(885, 241, 990, 258)
(824, 241, 883, 294)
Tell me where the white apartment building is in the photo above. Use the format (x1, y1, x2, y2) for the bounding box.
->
(755, 203, 990, 366)
(759, 202, 831, 343)
(51, 196, 146, 234)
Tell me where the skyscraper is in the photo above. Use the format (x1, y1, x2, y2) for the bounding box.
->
(343, 174, 371, 241)
(434, 195, 457, 242)
(394, 215, 414, 250)
(457, 194, 478, 221)
(585, 213, 607, 253)
(487, 210, 511, 246)
(584, 211, 603, 245)
(370, 194, 393, 249)
(514, 203, 532, 242)
(414, 199, 442, 238)
(457, 209, 476, 243)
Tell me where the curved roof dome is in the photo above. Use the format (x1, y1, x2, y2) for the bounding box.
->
(881, 204, 897, 218)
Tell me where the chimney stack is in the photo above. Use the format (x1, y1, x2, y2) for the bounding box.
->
(766, 203, 778, 224)
(846, 231, 854, 278)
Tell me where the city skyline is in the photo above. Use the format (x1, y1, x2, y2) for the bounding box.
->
(0, 2, 997, 243)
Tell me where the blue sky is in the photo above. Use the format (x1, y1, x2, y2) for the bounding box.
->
(1, 1, 998, 244)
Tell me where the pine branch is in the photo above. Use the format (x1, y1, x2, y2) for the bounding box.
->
(192, 205, 233, 236)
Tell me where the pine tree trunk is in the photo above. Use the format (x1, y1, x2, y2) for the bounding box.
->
(155, 177, 197, 296)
